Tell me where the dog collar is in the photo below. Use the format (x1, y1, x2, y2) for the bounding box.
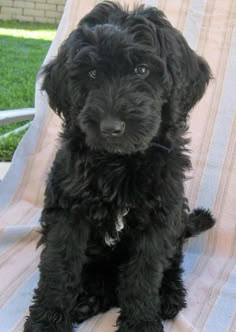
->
(152, 143, 173, 153)
(105, 208, 129, 247)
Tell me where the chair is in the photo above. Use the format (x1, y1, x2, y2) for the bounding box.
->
(0, 108, 35, 126)
(0, 1, 235, 331)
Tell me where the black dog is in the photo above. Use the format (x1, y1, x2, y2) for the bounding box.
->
(24, 2, 215, 331)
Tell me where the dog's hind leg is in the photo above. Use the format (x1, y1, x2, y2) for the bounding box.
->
(159, 247, 187, 320)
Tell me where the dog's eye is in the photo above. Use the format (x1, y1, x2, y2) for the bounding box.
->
(134, 65, 150, 78)
(88, 69, 96, 79)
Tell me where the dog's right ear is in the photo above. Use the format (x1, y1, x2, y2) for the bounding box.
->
(41, 39, 72, 125)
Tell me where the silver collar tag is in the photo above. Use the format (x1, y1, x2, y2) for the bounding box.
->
(105, 208, 129, 247)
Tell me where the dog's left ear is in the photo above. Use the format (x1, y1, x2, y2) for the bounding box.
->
(140, 7, 212, 122)
(166, 41, 212, 121)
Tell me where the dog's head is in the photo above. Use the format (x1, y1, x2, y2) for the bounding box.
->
(42, 1, 211, 154)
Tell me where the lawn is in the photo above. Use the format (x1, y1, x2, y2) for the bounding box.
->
(0, 20, 56, 161)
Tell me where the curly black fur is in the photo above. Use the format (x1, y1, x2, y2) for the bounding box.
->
(24, 2, 215, 331)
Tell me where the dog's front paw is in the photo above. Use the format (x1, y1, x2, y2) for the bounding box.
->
(160, 287, 186, 320)
(160, 298, 185, 320)
(116, 315, 164, 332)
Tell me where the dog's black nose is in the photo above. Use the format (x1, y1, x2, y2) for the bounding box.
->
(100, 119, 125, 137)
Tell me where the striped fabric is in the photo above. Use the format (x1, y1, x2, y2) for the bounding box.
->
(0, 0, 235, 331)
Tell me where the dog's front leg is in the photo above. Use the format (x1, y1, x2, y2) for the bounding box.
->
(24, 209, 90, 332)
(116, 227, 166, 332)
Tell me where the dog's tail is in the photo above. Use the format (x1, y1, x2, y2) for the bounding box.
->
(185, 208, 215, 239)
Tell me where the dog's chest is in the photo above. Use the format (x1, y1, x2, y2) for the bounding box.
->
(80, 157, 162, 247)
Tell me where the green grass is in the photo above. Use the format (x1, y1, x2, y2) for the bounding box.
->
(0, 129, 29, 161)
(0, 20, 56, 161)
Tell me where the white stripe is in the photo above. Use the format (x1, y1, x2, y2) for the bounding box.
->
(191, 28, 236, 251)
(204, 264, 236, 331)
(196, 28, 236, 208)
(182, 0, 207, 50)
(0, 272, 39, 332)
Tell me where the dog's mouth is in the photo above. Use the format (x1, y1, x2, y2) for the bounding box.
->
(85, 133, 152, 155)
